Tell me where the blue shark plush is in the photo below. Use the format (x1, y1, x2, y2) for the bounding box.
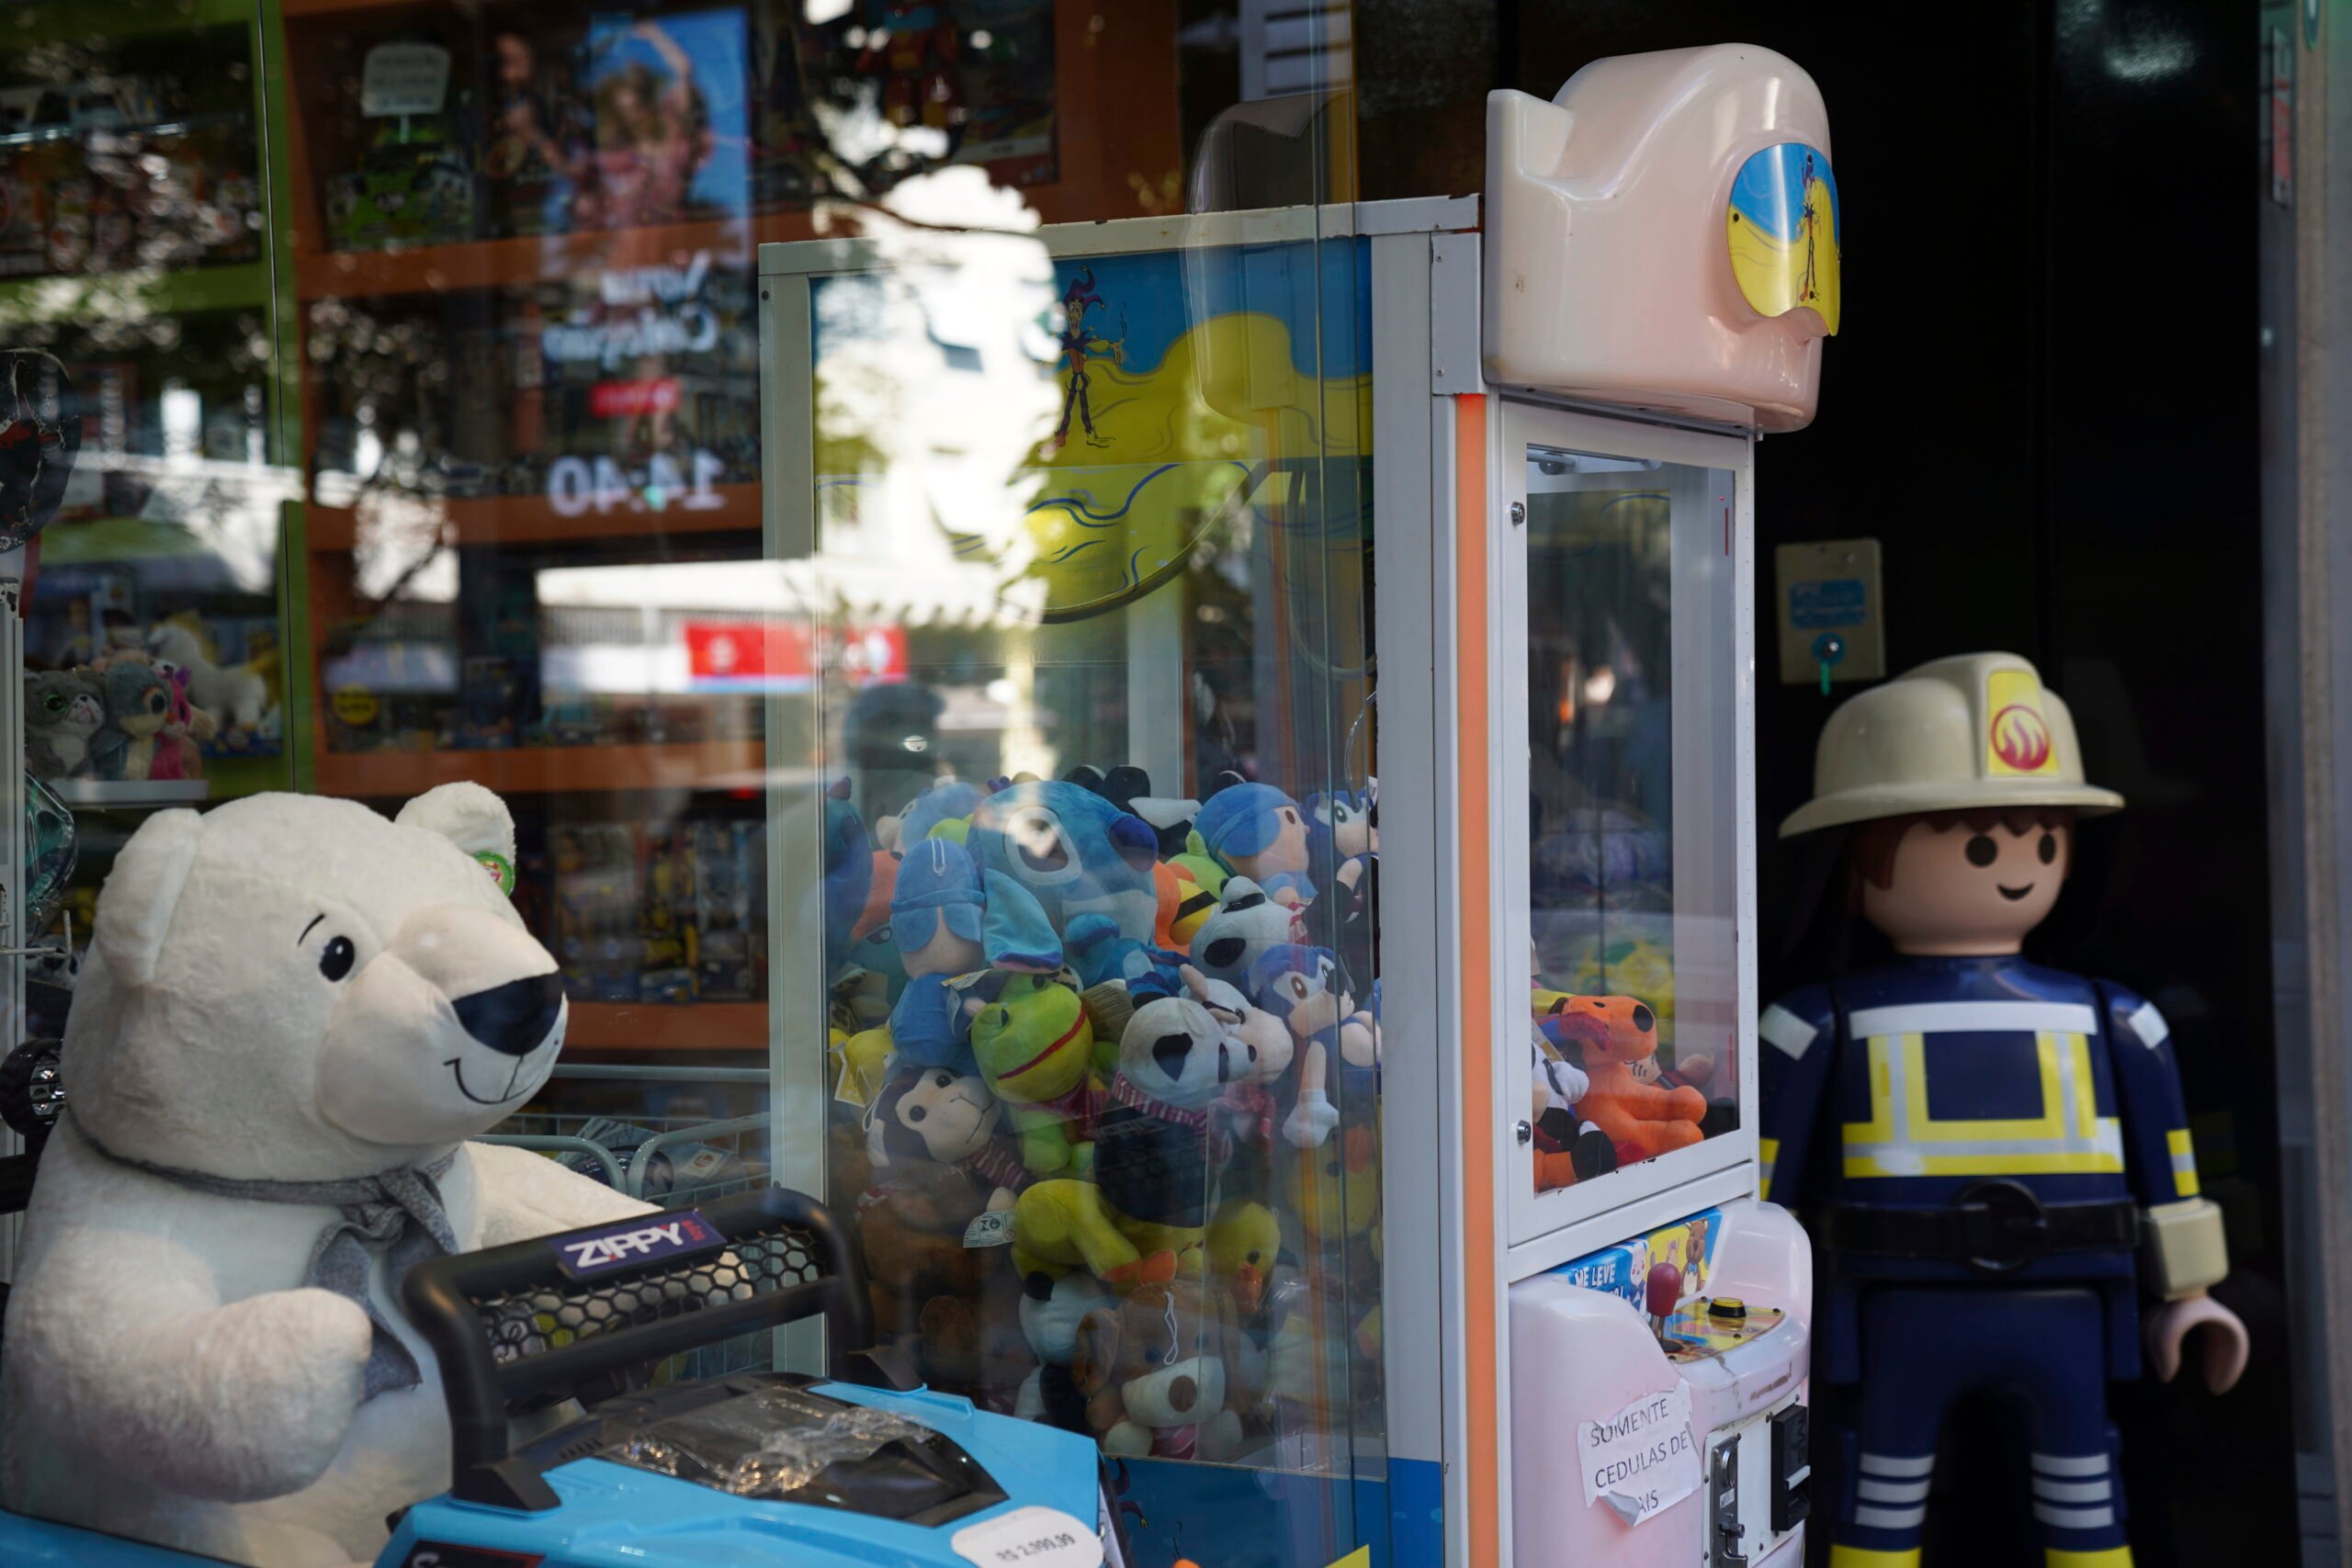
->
(892, 837, 987, 964)
(981, 871, 1062, 973)
(968, 779, 1160, 943)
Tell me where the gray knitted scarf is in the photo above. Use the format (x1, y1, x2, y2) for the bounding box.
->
(69, 1114, 458, 1401)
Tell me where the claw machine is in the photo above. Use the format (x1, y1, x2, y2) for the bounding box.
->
(760, 41, 1835, 1568)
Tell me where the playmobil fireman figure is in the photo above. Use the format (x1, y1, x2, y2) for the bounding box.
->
(1760, 653, 2248, 1568)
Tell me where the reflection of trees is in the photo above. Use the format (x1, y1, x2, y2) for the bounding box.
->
(809, 183, 1057, 605)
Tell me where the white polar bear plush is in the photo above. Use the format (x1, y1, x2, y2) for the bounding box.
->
(0, 784, 655, 1568)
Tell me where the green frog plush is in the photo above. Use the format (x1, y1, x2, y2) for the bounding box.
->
(964, 972, 1096, 1176)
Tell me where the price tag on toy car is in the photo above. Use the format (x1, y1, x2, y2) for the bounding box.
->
(951, 1505, 1103, 1568)
(963, 1209, 1015, 1248)
(1577, 1382, 1701, 1528)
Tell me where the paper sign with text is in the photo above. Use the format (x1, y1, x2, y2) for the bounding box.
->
(951, 1506, 1102, 1568)
(1578, 1383, 1700, 1528)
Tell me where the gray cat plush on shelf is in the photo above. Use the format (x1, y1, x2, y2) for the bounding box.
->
(24, 671, 105, 782)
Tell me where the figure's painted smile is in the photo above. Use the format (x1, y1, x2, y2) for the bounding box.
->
(445, 1055, 536, 1105)
(1997, 883, 2036, 902)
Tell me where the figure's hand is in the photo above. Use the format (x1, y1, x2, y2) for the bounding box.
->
(2145, 1292, 2249, 1393)
(1283, 1089, 1339, 1148)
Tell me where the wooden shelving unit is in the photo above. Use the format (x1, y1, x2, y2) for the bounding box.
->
(566, 1000, 765, 1053)
(313, 740, 763, 798)
(292, 215, 826, 300)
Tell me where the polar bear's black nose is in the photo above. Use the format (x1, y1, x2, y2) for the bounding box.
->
(452, 973, 565, 1056)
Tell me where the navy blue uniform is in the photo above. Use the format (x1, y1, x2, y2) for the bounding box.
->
(1759, 955, 2198, 1568)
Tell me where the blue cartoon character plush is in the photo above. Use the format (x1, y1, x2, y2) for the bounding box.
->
(890, 839, 1066, 1073)
(1305, 782, 1378, 895)
(888, 838, 989, 1071)
(969, 779, 1160, 944)
(822, 778, 875, 961)
(893, 777, 986, 849)
(1249, 943, 1380, 1148)
(1063, 912, 1183, 995)
(1195, 782, 1315, 907)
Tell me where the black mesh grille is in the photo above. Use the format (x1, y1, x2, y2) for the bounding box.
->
(471, 1224, 824, 1364)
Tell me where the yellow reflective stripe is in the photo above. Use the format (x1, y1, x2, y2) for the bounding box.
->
(2167, 1127, 2199, 1196)
(1899, 1032, 2067, 1143)
(1831, 1549, 1923, 1568)
(2045, 1549, 2133, 1568)
(1845, 1148, 2126, 1179)
(1758, 1137, 1781, 1201)
(2069, 1034, 2098, 1140)
(1846, 1035, 1900, 1144)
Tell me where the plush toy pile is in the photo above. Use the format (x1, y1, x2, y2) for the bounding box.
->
(25, 646, 215, 784)
(821, 765, 1385, 1466)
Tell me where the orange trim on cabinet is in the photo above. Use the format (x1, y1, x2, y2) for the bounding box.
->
(1453, 392, 1499, 1568)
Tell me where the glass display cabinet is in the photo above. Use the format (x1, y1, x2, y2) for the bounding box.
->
(759, 201, 1391, 1561)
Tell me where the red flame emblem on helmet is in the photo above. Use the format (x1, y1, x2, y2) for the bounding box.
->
(1991, 705, 2052, 772)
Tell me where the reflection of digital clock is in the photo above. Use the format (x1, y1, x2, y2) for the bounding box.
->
(546, 450, 728, 516)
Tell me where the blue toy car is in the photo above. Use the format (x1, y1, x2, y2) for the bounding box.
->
(0, 1186, 1127, 1568)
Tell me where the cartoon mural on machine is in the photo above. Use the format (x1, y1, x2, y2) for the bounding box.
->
(1727, 141, 1842, 334)
(811, 241, 1372, 624)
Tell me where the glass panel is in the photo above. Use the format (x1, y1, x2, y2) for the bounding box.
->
(2, 0, 289, 1028)
(1525, 444, 1740, 1198)
(802, 222, 1383, 1560)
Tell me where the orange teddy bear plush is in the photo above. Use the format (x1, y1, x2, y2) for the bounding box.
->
(1542, 994, 1706, 1162)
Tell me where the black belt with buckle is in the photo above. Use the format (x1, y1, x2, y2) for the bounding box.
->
(1822, 1179, 2141, 1275)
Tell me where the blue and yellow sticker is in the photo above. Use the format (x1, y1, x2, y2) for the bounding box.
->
(1728, 142, 1841, 334)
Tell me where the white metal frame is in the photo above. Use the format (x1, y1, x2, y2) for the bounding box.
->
(1489, 400, 1759, 1278)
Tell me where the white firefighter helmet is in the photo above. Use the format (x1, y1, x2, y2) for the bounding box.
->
(1779, 651, 2123, 839)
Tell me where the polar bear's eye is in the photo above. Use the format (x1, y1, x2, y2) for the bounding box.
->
(319, 935, 356, 981)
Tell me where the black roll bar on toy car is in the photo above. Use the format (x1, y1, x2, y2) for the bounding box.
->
(401, 1184, 888, 1511)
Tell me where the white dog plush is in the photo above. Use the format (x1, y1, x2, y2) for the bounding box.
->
(0, 784, 654, 1567)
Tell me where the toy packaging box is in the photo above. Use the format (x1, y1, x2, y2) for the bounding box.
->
(544, 816, 763, 1007)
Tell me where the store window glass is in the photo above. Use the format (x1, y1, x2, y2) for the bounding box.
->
(1524, 445, 1741, 1199)
(1, 2, 1384, 1564)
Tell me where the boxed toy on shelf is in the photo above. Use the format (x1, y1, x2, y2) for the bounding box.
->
(543, 813, 763, 1006)
(0, 36, 263, 282)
